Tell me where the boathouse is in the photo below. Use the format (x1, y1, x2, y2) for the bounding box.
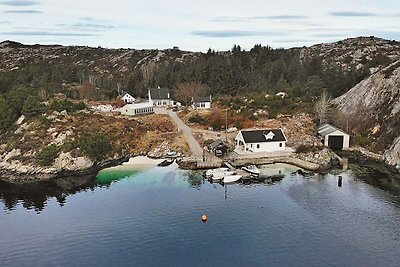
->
(235, 129, 287, 153)
(119, 102, 154, 116)
(317, 124, 350, 150)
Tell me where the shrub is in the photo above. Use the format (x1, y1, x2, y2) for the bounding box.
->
(203, 139, 214, 146)
(36, 144, 60, 166)
(79, 132, 112, 161)
(354, 135, 372, 147)
(22, 96, 46, 118)
(188, 113, 205, 124)
(48, 99, 86, 113)
(295, 144, 319, 153)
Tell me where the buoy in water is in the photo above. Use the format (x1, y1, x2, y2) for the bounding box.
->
(202, 214, 208, 223)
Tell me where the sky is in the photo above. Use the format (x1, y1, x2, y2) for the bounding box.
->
(0, 0, 400, 51)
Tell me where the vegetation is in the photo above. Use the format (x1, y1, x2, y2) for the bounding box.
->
(22, 96, 46, 118)
(36, 144, 61, 166)
(79, 132, 113, 161)
(48, 99, 86, 113)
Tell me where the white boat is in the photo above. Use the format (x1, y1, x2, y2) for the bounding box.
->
(223, 175, 242, 183)
(205, 168, 229, 178)
(241, 165, 260, 175)
(210, 171, 236, 181)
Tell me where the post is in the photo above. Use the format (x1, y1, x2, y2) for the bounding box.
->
(225, 109, 228, 143)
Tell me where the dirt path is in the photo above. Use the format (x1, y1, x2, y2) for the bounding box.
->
(155, 108, 203, 157)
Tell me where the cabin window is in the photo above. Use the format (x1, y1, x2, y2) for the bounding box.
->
(250, 144, 253, 148)
(279, 143, 283, 147)
(257, 144, 260, 149)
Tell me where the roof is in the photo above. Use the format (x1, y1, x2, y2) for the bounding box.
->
(193, 96, 211, 103)
(210, 139, 227, 150)
(240, 129, 287, 143)
(149, 88, 170, 100)
(124, 102, 153, 109)
(317, 124, 348, 137)
(121, 93, 134, 98)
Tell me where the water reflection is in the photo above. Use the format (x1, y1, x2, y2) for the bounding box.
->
(0, 175, 99, 213)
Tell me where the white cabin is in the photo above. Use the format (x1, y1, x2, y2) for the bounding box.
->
(192, 95, 212, 109)
(235, 129, 287, 153)
(120, 93, 135, 104)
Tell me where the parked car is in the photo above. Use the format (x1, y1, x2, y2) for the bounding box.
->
(172, 106, 178, 112)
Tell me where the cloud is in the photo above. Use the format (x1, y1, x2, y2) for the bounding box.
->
(5, 10, 42, 13)
(61, 23, 116, 30)
(212, 15, 306, 22)
(330, 11, 378, 17)
(0, 31, 98, 36)
(191, 30, 284, 38)
(0, 0, 39, 6)
(0, 20, 10, 24)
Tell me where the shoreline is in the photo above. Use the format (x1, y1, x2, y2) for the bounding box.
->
(1, 150, 398, 183)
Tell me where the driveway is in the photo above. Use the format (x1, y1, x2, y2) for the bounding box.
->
(154, 108, 203, 157)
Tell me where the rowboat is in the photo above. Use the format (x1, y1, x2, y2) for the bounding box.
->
(241, 165, 260, 175)
(223, 175, 242, 183)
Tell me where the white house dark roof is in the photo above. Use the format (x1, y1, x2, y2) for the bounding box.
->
(149, 88, 170, 100)
(193, 95, 212, 103)
(209, 139, 227, 150)
(240, 129, 286, 143)
(317, 124, 348, 137)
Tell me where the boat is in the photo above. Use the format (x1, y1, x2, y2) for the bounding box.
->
(223, 175, 242, 183)
(157, 159, 175, 167)
(241, 165, 260, 175)
(210, 171, 236, 181)
(205, 167, 229, 178)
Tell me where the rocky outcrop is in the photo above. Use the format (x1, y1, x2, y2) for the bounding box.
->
(54, 152, 94, 171)
(333, 61, 400, 170)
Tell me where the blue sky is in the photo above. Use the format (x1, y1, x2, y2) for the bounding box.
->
(0, 0, 399, 51)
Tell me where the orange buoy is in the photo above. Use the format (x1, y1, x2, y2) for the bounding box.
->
(202, 214, 208, 223)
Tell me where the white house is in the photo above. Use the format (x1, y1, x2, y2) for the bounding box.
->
(235, 129, 287, 153)
(119, 102, 154, 116)
(120, 93, 135, 104)
(317, 124, 350, 150)
(148, 87, 175, 107)
(192, 95, 212, 109)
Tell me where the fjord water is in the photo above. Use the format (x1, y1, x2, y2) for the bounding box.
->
(1, 164, 400, 266)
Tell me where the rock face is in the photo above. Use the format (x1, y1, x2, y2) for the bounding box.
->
(333, 61, 400, 169)
(54, 152, 94, 172)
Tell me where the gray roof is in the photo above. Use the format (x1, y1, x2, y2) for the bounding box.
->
(149, 88, 170, 100)
(240, 129, 286, 143)
(210, 139, 226, 150)
(317, 124, 348, 137)
(193, 96, 211, 103)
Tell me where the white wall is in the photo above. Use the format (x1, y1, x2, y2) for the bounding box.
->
(246, 142, 286, 152)
(193, 102, 211, 109)
(324, 130, 350, 149)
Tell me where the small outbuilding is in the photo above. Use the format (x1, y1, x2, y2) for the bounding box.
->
(192, 95, 212, 109)
(235, 129, 287, 153)
(317, 124, 350, 150)
(119, 102, 154, 116)
(120, 93, 136, 104)
(209, 139, 228, 156)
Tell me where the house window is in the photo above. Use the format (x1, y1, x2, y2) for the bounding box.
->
(279, 143, 283, 147)
(250, 144, 253, 148)
(257, 144, 260, 149)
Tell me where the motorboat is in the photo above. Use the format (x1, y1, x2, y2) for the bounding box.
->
(210, 171, 236, 181)
(205, 167, 229, 178)
(241, 165, 260, 175)
(157, 159, 174, 167)
(223, 175, 242, 183)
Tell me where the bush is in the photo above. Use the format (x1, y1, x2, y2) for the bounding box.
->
(79, 132, 112, 161)
(48, 99, 86, 113)
(22, 96, 46, 118)
(354, 135, 372, 147)
(188, 113, 205, 124)
(36, 144, 60, 166)
(295, 144, 319, 153)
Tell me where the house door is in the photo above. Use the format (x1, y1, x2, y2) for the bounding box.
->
(328, 135, 344, 150)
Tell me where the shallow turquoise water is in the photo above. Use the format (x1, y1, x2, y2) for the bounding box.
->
(1, 164, 400, 266)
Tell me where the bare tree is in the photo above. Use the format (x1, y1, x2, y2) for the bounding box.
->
(173, 82, 207, 106)
(314, 90, 332, 125)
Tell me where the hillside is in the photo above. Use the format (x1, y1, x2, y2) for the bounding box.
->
(333, 61, 400, 169)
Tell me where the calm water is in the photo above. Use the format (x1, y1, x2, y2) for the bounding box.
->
(1, 163, 400, 266)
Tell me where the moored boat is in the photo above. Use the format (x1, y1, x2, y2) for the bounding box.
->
(241, 165, 260, 175)
(223, 175, 242, 183)
(157, 159, 175, 167)
(210, 171, 236, 181)
(205, 167, 229, 178)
